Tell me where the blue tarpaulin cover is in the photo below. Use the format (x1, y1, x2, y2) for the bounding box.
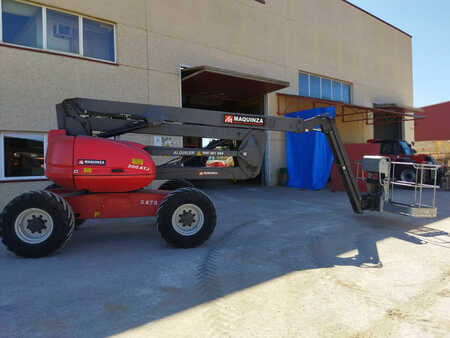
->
(285, 107, 336, 190)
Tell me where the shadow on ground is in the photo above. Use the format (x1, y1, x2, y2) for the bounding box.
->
(0, 186, 449, 337)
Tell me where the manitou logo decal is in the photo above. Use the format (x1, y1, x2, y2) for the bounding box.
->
(224, 114, 265, 126)
(78, 159, 106, 166)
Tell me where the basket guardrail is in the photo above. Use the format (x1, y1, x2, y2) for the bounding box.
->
(356, 157, 441, 218)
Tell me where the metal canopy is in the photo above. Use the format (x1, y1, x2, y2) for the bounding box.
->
(182, 66, 290, 101)
(276, 94, 425, 125)
(373, 103, 424, 114)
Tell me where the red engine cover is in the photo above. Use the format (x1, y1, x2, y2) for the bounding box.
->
(46, 130, 156, 192)
(46, 130, 76, 190)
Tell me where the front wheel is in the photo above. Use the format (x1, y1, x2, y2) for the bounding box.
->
(0, 191, 75, 258)
(157, 188, 216, 248)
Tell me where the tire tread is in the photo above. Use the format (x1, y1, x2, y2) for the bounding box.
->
(157, 188, 216, 248)
(0, 190, 75, 258)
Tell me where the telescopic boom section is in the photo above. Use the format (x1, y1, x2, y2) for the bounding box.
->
(56, 98, 363, 214)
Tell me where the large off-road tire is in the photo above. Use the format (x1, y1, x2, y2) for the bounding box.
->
(400, 168, 416, 183)
(45, 184, 85, 229)
(158, 179, 194, 191)
(157, 188, 216, 248)
(0, 191, 75, 258)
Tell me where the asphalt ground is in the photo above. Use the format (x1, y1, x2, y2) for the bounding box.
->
(1, 186, 449, 337)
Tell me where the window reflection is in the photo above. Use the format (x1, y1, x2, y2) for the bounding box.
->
(4, 136, 44, 177)
(47, 9, 79, 54)
(2, 0, 43, 48)
(83, 18, 115, 62)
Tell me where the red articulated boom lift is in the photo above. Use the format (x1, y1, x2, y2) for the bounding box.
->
(0, 98, 441, 258)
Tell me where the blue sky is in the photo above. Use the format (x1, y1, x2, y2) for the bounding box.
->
(347, 0, 450, 107)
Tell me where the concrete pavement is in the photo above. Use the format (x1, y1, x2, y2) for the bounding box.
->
(1, 186, 449, 337)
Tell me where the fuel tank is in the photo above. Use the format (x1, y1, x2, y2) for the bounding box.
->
(46, 130, 156, 192)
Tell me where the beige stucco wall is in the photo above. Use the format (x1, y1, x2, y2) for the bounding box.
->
(0, 0, 413, 208)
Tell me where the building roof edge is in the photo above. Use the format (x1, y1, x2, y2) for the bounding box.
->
(342, 1, 412, 38)
(421, 101, 450, 109)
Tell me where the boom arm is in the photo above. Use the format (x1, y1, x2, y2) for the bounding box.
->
(57, 98, 366, 214)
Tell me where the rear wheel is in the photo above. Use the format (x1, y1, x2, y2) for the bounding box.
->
(400, 168, 416, 183)
(0, 191, 75, 258)
(158, 179, 194, 191)
(157, 188, 216, 248)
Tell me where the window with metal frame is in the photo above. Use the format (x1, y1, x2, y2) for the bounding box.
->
(299, 71, 352, 104)
(0, 0, 116, 63)
(0, 133, 48, 181)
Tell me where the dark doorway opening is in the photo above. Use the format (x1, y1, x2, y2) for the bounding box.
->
(372, 103, 425, 141)
(373, 113, 403, 140)
(181, 66, 289, 185)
